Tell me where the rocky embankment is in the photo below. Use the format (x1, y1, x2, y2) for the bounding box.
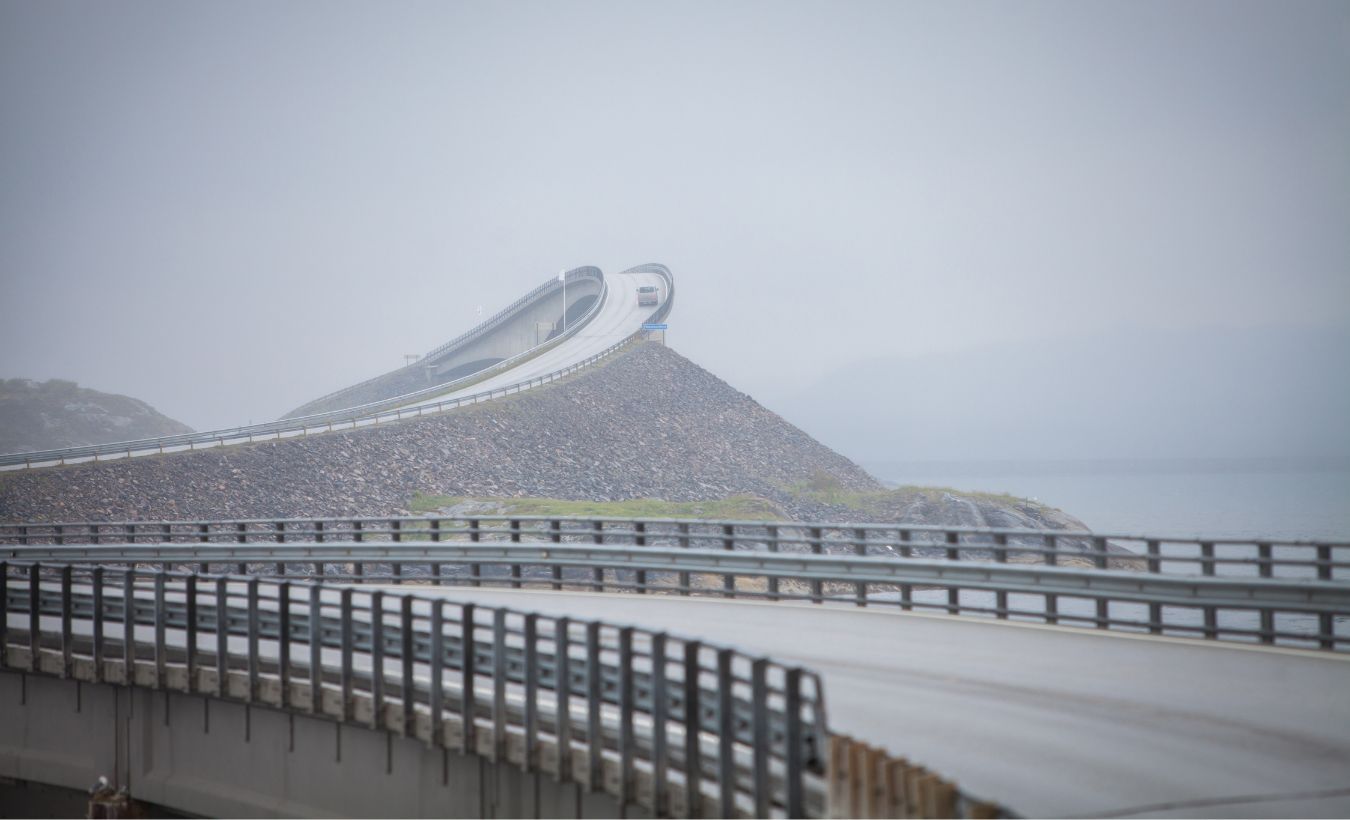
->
(0, 379, 192, 455)
(0, 346, 1100, 548)
(0, 344, 877, 521)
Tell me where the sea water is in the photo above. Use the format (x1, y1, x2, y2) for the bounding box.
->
(864, 457, 1350, 541)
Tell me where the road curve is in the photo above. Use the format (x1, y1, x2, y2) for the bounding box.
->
(393, 587, 1350, 819)
(1, 264, 670, 467)
(395, 266, 668, 412)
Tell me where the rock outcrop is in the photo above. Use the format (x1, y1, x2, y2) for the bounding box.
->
(0, 346, 1100, 542)
(0, 344, 878, 521)
(0, 379, 192, 455)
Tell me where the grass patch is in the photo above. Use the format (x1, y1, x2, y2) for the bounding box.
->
(783, 471, 1042, 514)
(408, 492, 789, 520)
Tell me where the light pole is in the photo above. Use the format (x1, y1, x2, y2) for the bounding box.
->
(558, 269, 567, 333)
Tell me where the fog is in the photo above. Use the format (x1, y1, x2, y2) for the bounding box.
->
(2, 1, 1347, 462)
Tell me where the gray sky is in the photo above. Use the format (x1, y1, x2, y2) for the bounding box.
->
(2, 0, 1347, 457)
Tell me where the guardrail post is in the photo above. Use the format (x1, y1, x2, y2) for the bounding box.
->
(1092, 537, 1110, 628)
(469, 519, 482, 588)
(678, 523, 691, 596)
(400, 595, 414, 735)
(592, 521, 605, 593)
(0, 562, 7, 670)
(1044, 535, 1059, 624)
(585, 621, 602, 791)
(236, 522, 246, 544)
(717, 648, 735, 819)
(618, 627, 634, 807)
(854, 528, 868, 607)
(634, 522, 647, 594)
(53, 525, 63, 546)
(246, 577, 260, 702)
(461, 604, 476, 756)
(520, 613, 538, 771)
(90, 566, 103, 682)
(370, 590, 385, 730)
(429, 600, 444, 748)
(684, 640, 703, 818)
(555, 616, 572, 784)
(765, 526, 781, 602)
(28, 563, 40, 671)
(751, 658, 770, 818)
(809, 527, 824, 604)
(651, 632, 669, 815)
(178, 573, 195, 692)
(121, 568, 135, 680)
(509, 520, 522, 588)
(309, 585, 322, 714)
(945, 532, 961, 615)
(340, 587, 354, 721)
(215, 576, 228, 698)
(721, 524, 736, 599)
(1200, 542, 1215, 577)
(60, 564, 73, 678)
(1256, 542, 1272, 579)
(278, 582, 292, 709)
(549, 520, 563, 590)
(785, 668, 804, 818)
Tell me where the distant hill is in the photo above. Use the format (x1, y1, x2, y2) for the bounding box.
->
(768, 325, 1350, 463)
(0, 379, 193, 454)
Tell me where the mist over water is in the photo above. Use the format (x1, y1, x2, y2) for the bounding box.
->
(867, 457, 1350, 540)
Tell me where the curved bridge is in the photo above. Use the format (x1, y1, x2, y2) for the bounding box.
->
(0, 264, 673, 469)
(3, 516, 1348, 817)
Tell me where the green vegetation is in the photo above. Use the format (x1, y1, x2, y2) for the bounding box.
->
(408, 492, 788, 520)
(783, 470, 1040, 514)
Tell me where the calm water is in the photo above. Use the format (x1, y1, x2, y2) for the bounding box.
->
(865, 457, 1350, 541)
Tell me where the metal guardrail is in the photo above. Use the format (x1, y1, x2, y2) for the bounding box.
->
(0, 263, 674, 469)
(286, 266, 605, 418)
(0, 561, 829, 817)
(5, 515, 1344, 580)
(6, 539, 1347, 651)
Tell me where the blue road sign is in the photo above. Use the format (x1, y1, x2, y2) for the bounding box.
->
(642, 323, 668, 330)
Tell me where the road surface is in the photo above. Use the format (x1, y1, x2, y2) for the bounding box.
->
(395, 587, 1350, 818)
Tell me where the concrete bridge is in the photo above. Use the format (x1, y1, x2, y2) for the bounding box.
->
(2, 266, 1348, 817)
(2, 516, 1348, 818)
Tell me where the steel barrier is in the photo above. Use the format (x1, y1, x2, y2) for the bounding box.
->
(0, 560, 1006, 818)
(284, 265, 606, 419)
(4, 539, 1346, 652)
(1, 561, 827, 817)
(4, 515, 1344, 580)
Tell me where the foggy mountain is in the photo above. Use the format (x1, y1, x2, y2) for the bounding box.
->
(0, 378, 193, 454)
(767, 325, 1350, 464)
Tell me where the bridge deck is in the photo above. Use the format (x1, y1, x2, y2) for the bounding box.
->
(392, 587, 1350, 818)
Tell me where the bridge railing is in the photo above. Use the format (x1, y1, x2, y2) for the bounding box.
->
(0, 264, 664, 469)
(284, 266, 606, 419)
(4, 517, 1348, 653)
(6, 515, 1345, 580)
(0, 560, 848, 818)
